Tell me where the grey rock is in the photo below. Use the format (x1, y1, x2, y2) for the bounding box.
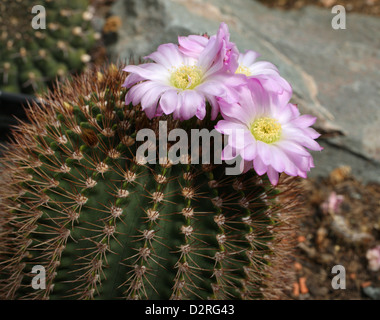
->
(363, 286, 380, 300)
(107, 0, 380, 183)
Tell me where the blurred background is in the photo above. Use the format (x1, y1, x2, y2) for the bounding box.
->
(0, 0, 380, 300)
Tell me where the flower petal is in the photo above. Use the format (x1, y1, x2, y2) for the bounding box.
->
(241, 141, 257, 161)
(214, 120, 247, 134)
(178, 35, 209, 59)
(267, 166, 280, 185)
(253, 156, 268, 176)
(159, 89, 179, 114)
(256, 141, 272, 166)
(221, 144, 238, 161)
(177, 90, 205, 120)
(239, 50, 261, 67)
(144, 43, 184, 68)
(123, 63, 170, 82)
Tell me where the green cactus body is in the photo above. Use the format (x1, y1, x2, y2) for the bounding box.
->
(0, 65, 300, 300)
(0, 0, 99, 94)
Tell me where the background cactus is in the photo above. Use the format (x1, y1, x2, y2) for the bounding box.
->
(0, 0, 99, 94)
(0, 63, 302, 300)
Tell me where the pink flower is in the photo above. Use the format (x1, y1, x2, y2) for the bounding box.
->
(236, 50, 292, 96)
(366, 245, 380, 272)
(215, 78, 322, 185)
(178, 22, 239, 73)
(122, 36, 243, 120)
(321, 191, 344, 215)
(179, 26, 291, 98)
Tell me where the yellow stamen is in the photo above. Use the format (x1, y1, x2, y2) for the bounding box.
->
(235, 64, 251, 76)
(250, 117, 282, 144)
(170, 65, 202, 90)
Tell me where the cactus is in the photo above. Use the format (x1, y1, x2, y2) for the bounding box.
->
(0, 0, 99, 94)
(0, 63, 302, 300)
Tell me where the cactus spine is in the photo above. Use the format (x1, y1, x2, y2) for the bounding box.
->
(0, 64, 301, 300)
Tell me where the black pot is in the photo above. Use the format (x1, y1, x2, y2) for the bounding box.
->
(0, 91, 38, 142)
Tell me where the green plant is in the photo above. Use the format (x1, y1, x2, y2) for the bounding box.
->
(0, 64, 301, 300)
(0, 0, 99, 94)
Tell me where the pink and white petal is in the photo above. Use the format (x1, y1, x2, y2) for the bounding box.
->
(154, 104, 164, 118)
(198, 36, 224, 72)
(227, 130, 253, 150)
(296, 170, 308, 179)
(266, 166, 280, 185)
(178, 90, 206, 120)
(288, 103, 301, 118)
(143, 104, 159, 119)
(308, 155, 315, 168)
(248, 61, 279, 76)
(140, 85, 169, 117)
(256, 141, 272, 166)
(239, 50, 261, 67)
(283, 127, 323, 151)
(297, 135, 323, 151)
(271, 101, 295, 124)
(196, 81, 225, 98)
(259, 76, 292, 100)
(290, 114, 317, 128)
(240, 159, 254, 174)
(302, 127, 322, 140)
(196, 104, 207, 120)
(123, 64, 170, 82)
(178, 35, 208, 59)
(206, 95, 220, 120)
(126, 81, 164, 106)
(221, 144, 238, 161)
(267, 145, 286, 173)
(285, 150, 313, 173)
(172, 94, 183, 120)
(246, 79, 271, 116)
(275, 140, 310, 157)
(122, 72, 145, 88)
(207, 73, 247, 90)
(145, 43, 184, 68)
(125, 82, 146, 105)
(214, 120, 247, 135)
(278, 147, 308, 176)
(159, 89, 179, 115)
(219, 102, 253, 125)
(253, 156, 268, 176)
(241, 141, 257, 161)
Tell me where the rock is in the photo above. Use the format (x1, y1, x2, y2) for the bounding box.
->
(362, 286, 380, 300)
(106, 0, 380, 183)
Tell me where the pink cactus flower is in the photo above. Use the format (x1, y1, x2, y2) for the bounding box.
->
(178, 22, 239, 73)
(215, 78, 322, 185)
(122, 24, 244, 121)
(179, 25, 291, 98)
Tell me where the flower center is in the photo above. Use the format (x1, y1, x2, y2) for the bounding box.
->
(170, 65, 202, 90)
(250, 117, 282, 144)
(235, 64, 251, 76)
